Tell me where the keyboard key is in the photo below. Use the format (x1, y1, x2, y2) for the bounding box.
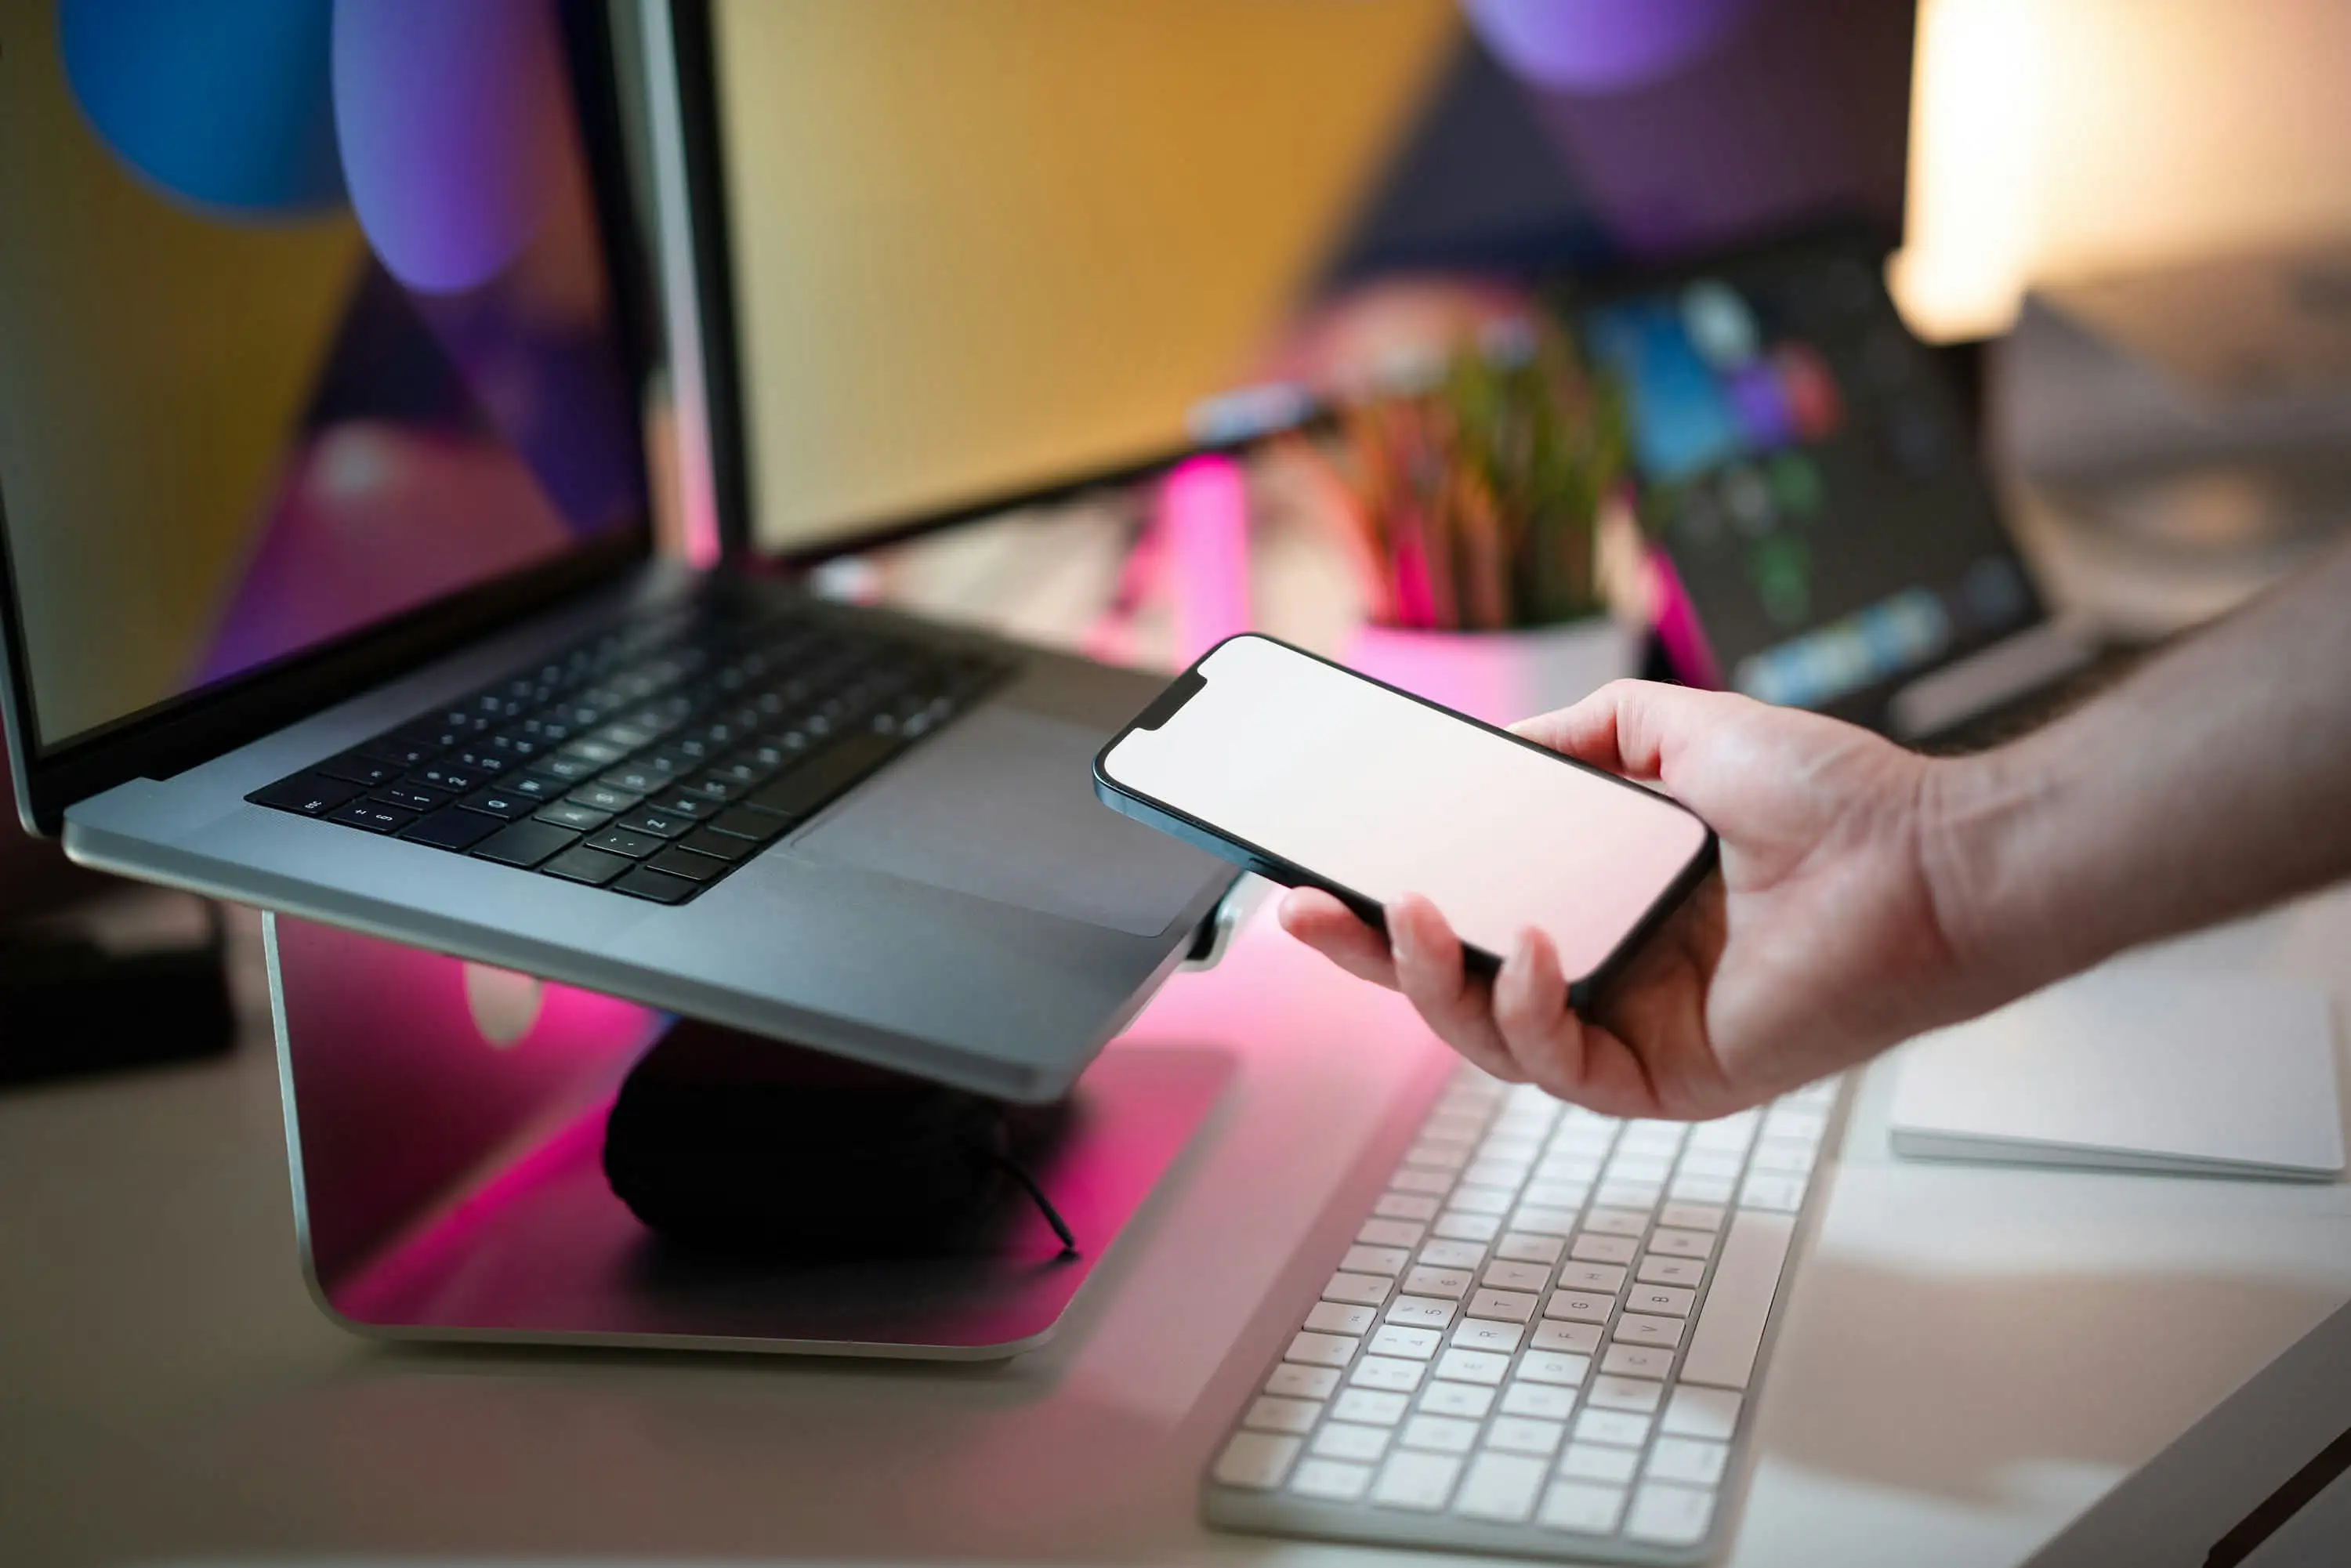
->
(646, 791, 716, 820)
(1581, 1208, 1649, 1239)
(1375, 1193, 1440, 1222)
(1497, 1381, 1576, 1421)
(600, 763, 670, 795)
(314, 754, 399, 788)
(1646, 1436, 1729, 1487)
(1530, 1320, 1599, 1356)
(502, 772, 570, 802)
(410, 762, 492, 794)
(1569, 1235, 1636, 1266)
(705, 806, 788, 844)
(1481, 1262, 1551, 1293)
(1625, 1481, 1715, 1546)
(357, 737, 440, 770)
(1539, 1480, 1628, 1534)
(1310, 1423, 1390, 1463)
(248, 773, 362, 815)
(1637, 1255, 1706, 1289)
(1614, 1313, 1686, 1350)
(1452, 1452, 1544, 1522)
(1465, 1288, 1537, 1323)
(1484, 1416, 1565, 1458)
(1242, 1396, 1320, 1435)
(1671, 1175, 1737, 1205)
(399, 808, 502, 852)
(1740, 1172, 1808, 1211)
(1417, 1240, 1486, 1271)
(1370, 1450, 1462, 1510)
(1448, 1319, 1522, 1356)
(1330, 1389, 1408, 1426)
(1510, 1207, 1578, 1237)
(1658, 1202, 1726, 1233)
(1574, 1409, 1653, 1447)
(1398, 1415, 1479, 1454)
(1680, 1210, 1794, 1390)
(370, 784, 450, 813)
(1390, 1169, 1452, 1195)
(1600, 1344, 1675, 1380)
(328, 800, 416, 834)
(748, 730, 904, 820)
(472, 819, 581, 868)
(1367, 1326, 1440, 1360)
(1661, 1385, 1741, 1441)
(1432, 1349, 1509, 1386)
(1288, 1458, 1372, 1502)
(615, 808, 694, 839)
(1545, 1291, 1614, 1325)
(1431, 1211, 1502, 1243)
(541, 846, 633, 887)
(1585, 1375, 1663, 1414)
(1647, 1228, 1715, 1260)
(1628, 1284, 1697, 1318)
(566, 783, 644, 815)
(1559, 1442, 1639, 1484)
(1402, 1267, 1473, 1300)
(1516, 1352, 1589, 1388)
(1384, 1296, 1454, 1330)
(1357, 1219, 1425, 1248)
(1402, 1143, 1468, 1171)
(1557, 1262, 1627, 1295)
(1341, 1246, 1410, 1276)
(1492, 1232, 1563, 1266)
(646, 846, 730, 884)
(1595, 1182, 1663, 1212)
(1286, 1331, 1358, 1368)
(584, 827, 665, 860)
(533, 800, 614, 832)
(1305, 1302, 1377, 1336)
(1266, 1364, 1339, 1400)
(1349, 1356, 1425, 1394)
(1213, 1432, 1299, 1490)
(1323, 1271, 1391, 1307)
(1415, 1382, 1493, 1420)
(1447, 1187, 1514, 1215)
(677, 827, 758, 863)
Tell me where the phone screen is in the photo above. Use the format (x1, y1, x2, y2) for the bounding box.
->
(1099, 636, 1711, 983)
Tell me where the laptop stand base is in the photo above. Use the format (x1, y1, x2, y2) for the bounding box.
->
(266, 913, 1230, 1358)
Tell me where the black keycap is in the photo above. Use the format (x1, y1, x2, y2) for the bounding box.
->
(446, 746, 513, 776)
(679, 827, 755, 863)
(748, 731, 904, 822)
(536, 753, 601, 782)
(612, 865, 697, 905)
(646, 791, 715, 820)
(541, 846, 633, 886)
(400, 807, 503, 851)
(557, 737, 630, 767)
(615, 809, 693, 839)
(708, 755, 777, 788)
(599, 762, 667, 795)
(457, 785, 531, 819)
(594, 722, 658, 750)
(504, 772, 569, 801)
(315, 754, 399, 788)
(636, 750, 690, 777)
(646, 846, 727, 883)
(248, 773, 363, 816)
(534, 800, 614, 832)
(585, 827, 665, 859)
(370, 784, 450, 813)
(328, 800, 417, 835)
(409, 762, 491, 794)
(471, 818, 581, 868)
(357, 737, 440, 770)
(677, 772, 747, 803)
(705, 806, 787, 844)
(566, 782, 643, 815)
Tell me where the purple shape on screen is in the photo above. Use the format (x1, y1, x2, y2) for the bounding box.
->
(331, 0, 564, 294)
(1463, 0, 1756, 94)
(1726, 363, 1794, 449)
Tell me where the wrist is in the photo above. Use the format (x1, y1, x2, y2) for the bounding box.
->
(1914, 741, 2080, 1006)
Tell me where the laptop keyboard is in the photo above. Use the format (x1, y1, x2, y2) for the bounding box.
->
(248, 599, 1009, 904)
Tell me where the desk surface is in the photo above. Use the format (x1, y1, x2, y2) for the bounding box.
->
(3, 886, 2348, 1568)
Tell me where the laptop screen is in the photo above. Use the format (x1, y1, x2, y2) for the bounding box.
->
(0, 1, 647, 757)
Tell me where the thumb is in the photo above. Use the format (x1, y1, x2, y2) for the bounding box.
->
(1509, 679, 1730, 784)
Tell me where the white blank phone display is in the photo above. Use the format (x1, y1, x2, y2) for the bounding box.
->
(1100, 636, 1709, 983)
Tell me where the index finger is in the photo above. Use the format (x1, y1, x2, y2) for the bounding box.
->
(1509, 679, 1732, 783)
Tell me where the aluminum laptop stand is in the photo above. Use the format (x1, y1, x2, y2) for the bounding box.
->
(263, 911, 1230, 1357)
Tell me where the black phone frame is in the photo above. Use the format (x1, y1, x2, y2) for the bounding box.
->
(1092, 633, 1718, 1015)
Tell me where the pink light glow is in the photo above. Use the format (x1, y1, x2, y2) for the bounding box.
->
(1157, 455, 1252, 664)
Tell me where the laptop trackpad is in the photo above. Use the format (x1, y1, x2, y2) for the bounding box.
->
(794, 704, 1220, 937)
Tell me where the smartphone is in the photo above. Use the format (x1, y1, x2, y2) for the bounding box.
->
(1093, 635, 1716, 1008)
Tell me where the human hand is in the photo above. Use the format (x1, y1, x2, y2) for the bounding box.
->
(1280, 679, 1989, 1118)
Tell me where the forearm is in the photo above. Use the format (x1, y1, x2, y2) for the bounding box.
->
(1925, 538, 2351, 994)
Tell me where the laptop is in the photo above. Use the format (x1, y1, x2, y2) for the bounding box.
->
(0, 1, 1246, 1101)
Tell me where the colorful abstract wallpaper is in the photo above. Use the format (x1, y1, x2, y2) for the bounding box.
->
(0, 0, 644, 751)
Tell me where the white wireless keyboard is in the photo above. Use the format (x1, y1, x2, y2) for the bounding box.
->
(1203, 1066, 1846, 1563)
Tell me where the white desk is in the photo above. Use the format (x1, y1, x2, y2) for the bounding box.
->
(2, 885, 2348, 1567)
